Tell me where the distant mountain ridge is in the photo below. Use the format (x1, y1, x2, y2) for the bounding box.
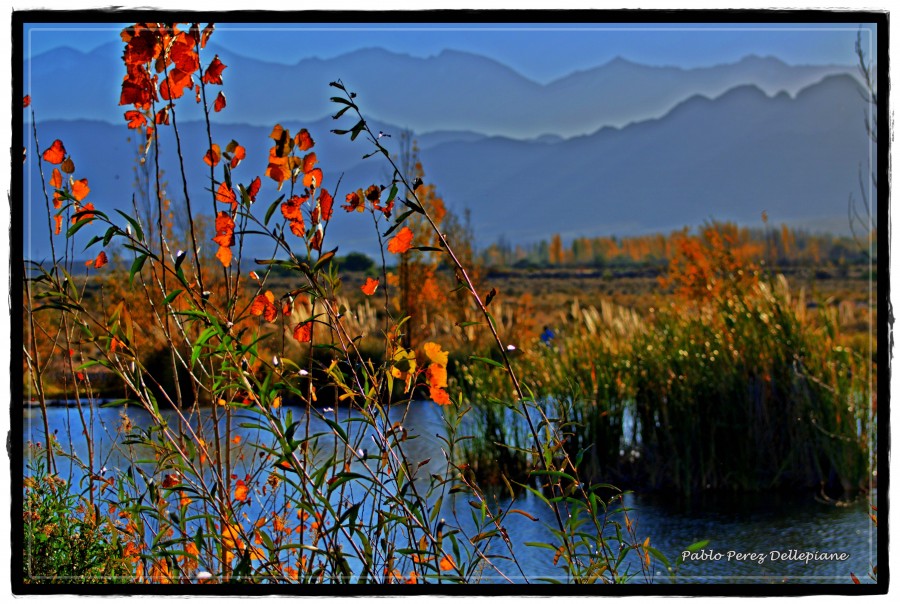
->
(22, 73, 870, 261)
(24, 43, 858, 138)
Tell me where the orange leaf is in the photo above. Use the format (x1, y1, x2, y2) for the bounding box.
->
(293, 322, 312, 343)
(161, 474, 180, 489)
(215, 181, 236, 206)
(54, 214, 63, 235)
(213, 91, 227, 113)
(250, 292, 278, 322)
(430, 386, 452, 406)
(387, 226, 414, 254)
(204, 144, 221, 167)
(71, 178, 90, 202)
(361, 277, 379, 296)
(50, 168, 62, 189)
(215, 245, 232, 267)
(42, 139, 66, 164)
(94, 251, 109, 269)
(301, 152, 317, 174)
(212, 211, 235, 247)
(230, 144, 245, 168)
(426, 364, 448, 389)
(155, 107, 170, 125)
(73, 202, 95, 224)
(303, 168, 323, 190)
(281, 195, 305, 221)
(202, 55, 226, 85)
(295, 128, 314, 151)
(439, 554, 456, 571)
(234, 480, 249, 502)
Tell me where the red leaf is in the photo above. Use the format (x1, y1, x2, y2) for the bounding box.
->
(23, 95, 31, 108)
(94, 251, 109, 269)
(387, 226, 414, 254)
(42, 139, 66, 164)
(202, 55, 227, 85)
(301, 152, 317, 174)
(125, 110, 147, 129)
(50, 168, 62, 189)
(318, 189, 333, 221)
(281, 195, 305, 221)
(54, 215, 63, 235)
(295, 129, 314, 151)
(293, 322, 313, 343)
(200, 23, 215, 48)
(155, 107, 170, 125)
(342, 191, 363, 213)
(159, 68, 194, 101)
(247, 177, 261, 202)
(213, 91, 227, 113)
(361, 277, 379, 296)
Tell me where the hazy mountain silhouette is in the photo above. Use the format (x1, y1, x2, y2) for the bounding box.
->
(23, 73, 869, 261)
(25, 43, 857, 138)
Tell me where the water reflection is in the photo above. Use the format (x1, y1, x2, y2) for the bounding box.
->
(22, 402, 875, 583)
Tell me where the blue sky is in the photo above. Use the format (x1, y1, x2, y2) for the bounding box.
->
(22, 21, 876, 83)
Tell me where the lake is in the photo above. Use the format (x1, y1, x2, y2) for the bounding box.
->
(21, 401, 876, 584)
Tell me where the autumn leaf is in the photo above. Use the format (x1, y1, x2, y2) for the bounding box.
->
(229, 143, 245, 168)
(234, 480, 249, 502)
(301, 152, 317, 174)
(426, 363, 448, 389)
(215, 245, 232, 267)
(50, 168, 62, 189)
(73, 202, 95, 224)
(60, 157, 75, 174)
(318, 188, 333, 221)
(293, 322, 313, 343)
(204, 144, 221, 167)
(23, 95, 31, 107)
(387, 226, 414, 254)
(213, 91, 227, 113)
(247, 176, 261, 202)
(93, 251, 109, 269)
(161, 474, 180, 489)
(295, 128, 314, 151)
(365, 185, 381, 202)
(430, 386, 452, 406)
(54, 215, 63, 235)
(71, 179, 90, 202)
(159, 68, 194, 101)
(281, 195, 305, 221)
(342, 191, 363, 213)
(361, 277, 379, 296)
(439, 554, 456, 571)
(303, 168, 323, 190)
(215, 181, 236, 206)
(423, 342, 449, 367)
(155, 107, 170, 125)
(250, 291, 278, 323)
(42, 139, 66, 164)
(212, 211, 235, 247)
(202, 55, 226, 85)
(125, 110, 147, 129)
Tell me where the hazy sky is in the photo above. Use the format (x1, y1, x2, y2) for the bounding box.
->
(21, 20, 875, 83)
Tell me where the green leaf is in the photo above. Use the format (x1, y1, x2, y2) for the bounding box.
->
(349, 119, 366, 141)
(470, 355, 503, 368)
(264, 195, 285, 226)
(129, 254, 148, 285)
(115, 210, 144, 242)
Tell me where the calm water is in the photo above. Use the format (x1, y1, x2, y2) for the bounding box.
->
(22, 401, 876, 584)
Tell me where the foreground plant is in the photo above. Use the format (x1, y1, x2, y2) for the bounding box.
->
(21, 22, 652, 585)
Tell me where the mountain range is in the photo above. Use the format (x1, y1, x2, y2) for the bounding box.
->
(21, 46, 870, 261)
